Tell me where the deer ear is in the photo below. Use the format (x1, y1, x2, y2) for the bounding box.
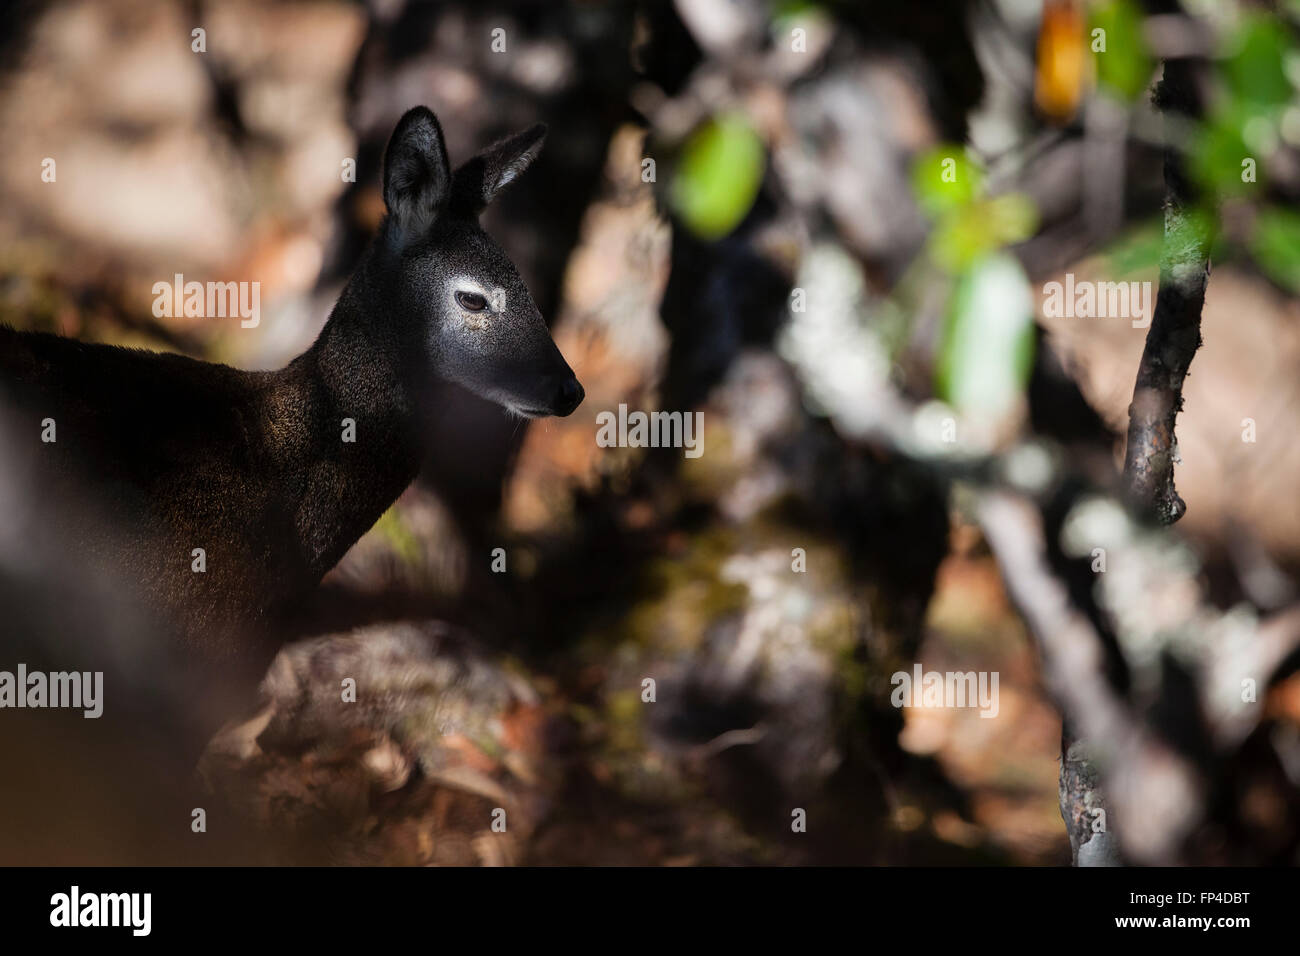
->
(451, 123, 547, 214)
(383, 106, 451, 236)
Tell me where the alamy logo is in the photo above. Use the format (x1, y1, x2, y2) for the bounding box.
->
(152, 273, 261, 328)
(1042, 272, 1153, 328)
(890, 664, 999, 718)
(0, 664, 102, 718)
(50, 886, 151, 936)
(596, 403, 704, 458)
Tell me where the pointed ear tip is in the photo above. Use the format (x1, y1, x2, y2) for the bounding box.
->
(398, 105, 440, 130)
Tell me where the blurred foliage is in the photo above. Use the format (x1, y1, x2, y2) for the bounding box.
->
(913, 148, 1037, 274)
(1089, 0, 1152, 101)
(909, 147, 1037, 425)
(931, 195, 1038, 274)
(669, 113, 766, 240)
(1221, 13, 1295, 116)
(912, 148, 984, 216)
(770, 0, 829, 44)
(936, 253, 1035, 422)
(1191, 113, 1254, 198)
(1191, 13, 1296, 196)
(373, 506, 421, 567)
(771, 0, 822, 16)
(1183, 12, 1300, 289)
(1103, 221, 1163, 278)
(1251, 207, 1300, 293)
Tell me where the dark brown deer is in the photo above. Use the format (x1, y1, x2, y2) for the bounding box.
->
(0, 106, 582, 672)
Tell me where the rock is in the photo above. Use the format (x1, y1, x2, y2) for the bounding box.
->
(201, 621, 553, 865)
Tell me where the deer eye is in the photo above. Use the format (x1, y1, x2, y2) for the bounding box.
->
(456, 291, 488, 312)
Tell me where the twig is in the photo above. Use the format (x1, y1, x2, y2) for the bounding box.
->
(1121, 59, 1211, 525)
(1048, 57, 1212, 864)
(979, 491, 1202, 864)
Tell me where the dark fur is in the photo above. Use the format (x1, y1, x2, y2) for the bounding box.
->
(0, 106, 581, 664)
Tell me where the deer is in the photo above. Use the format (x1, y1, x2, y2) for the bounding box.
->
(0, 106, 583, 684)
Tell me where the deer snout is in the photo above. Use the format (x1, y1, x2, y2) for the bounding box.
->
(553, 375, 584, 417)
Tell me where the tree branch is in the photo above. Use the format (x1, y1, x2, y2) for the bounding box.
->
(1054, 58, 1212, 863)
(979, 491, 1202, 864)
(1122, 58, 1211, 525)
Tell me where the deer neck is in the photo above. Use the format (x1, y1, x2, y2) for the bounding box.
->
(272, 247, 425, 580)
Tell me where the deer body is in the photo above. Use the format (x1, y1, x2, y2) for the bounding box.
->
(0, 107, 581, 661)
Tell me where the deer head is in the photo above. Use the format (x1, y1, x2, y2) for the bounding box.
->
(380, 106, 583, 418)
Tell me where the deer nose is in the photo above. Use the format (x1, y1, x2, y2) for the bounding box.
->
(554, 377, 584, 416)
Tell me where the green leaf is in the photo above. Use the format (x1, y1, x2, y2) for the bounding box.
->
(983, 194, 1039, 246)
(1190, 108, 1257, 197)
(930, 194, 1038, 273)
(1251, 207, 1300, 293)
(1104, 220, 1163, 277)
(911, 147, 984, 217)
(771, 0, 822, 16)
(936, 253, 1036, 421)
(1090, 0, 1154, 101)
(670, 114, 766, 240)
(1222, 14, 1295, 115)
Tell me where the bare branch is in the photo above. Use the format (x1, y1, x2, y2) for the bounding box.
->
(979, 491, 1203, 864)
(1122, 59, 1212, 526)
(1036, 58, 1215, 865)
